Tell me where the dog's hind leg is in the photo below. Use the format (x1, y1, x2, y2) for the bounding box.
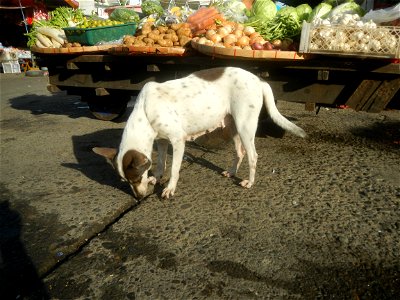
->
(235, 119, 259, 188)
(154, 139, 168, 182)
(222, 133, 246, 178)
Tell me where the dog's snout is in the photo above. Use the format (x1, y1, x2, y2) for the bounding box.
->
(130, 183, 150, 200)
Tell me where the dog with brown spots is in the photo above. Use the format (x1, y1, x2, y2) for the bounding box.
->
(93, 67, 306, 199)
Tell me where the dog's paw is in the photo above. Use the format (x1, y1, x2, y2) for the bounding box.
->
(239, 179, 253, 188)
(148, 176, 157, 185)
(161, 187, 175, 199)
(222, 170, 233, 178)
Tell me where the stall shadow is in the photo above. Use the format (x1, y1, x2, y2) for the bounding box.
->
(0, 192, 49, 300)
(9, 92, 132, 123)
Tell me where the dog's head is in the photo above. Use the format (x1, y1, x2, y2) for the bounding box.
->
(93, 147, 152, 199)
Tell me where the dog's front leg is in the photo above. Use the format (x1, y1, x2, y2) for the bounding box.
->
(154, 139, 168, 182)
(161, 138, 185, 199)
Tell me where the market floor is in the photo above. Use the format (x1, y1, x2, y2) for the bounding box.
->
(1, 73, 399, 299)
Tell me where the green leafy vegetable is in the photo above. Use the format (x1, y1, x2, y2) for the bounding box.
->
(249, 0, 277, 22)
(48, 6, 85, 28)
(247, 4, 302, 41)
(277, 6, 298, 22)
(296, 3, 312, 22)
(307, 3, 332, 22)
(212, 0, 248, 23)
(328, 2, 365, 17)
(141, 0, 164, 17)
(323, 0, 354, 7)
(109, 8, 140, 23)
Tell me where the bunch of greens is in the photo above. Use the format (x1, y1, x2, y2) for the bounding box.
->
(141, 0, 164, 17)
(247, 1, 306, 41)
(47, 6, 86, 28)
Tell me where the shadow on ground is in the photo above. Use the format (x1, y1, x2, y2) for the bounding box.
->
(9, 93, 131, 123)
(0, 189, 49, 300)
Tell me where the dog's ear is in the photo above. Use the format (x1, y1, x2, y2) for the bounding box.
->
(92, 147, 117, 161)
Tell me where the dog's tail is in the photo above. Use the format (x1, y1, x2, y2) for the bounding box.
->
(262, 81, 307, 138)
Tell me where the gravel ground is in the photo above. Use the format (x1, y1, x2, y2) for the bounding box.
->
(1, 73, 399, 300)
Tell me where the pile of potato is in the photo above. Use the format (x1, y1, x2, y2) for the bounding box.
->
(123, 22, 192, 47)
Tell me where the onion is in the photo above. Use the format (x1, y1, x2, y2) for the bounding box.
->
(217, 27, 229, 38)
(205, 40, 214, 46)
(223, 34, 237, 45)
(272, 39, 282, 49)
(223, 24, 234, 34)
(233, 29, 243, 38)
(235, 23, 244, 31)
(249, 32, 261, 40)
(197, 37, 208, 45)
(210, 34, 222, 44)
(250, 36, 265, 45)
(242, 45, 252, 50)
(243, 26, 256, 36)
(206, 29, 216, 40)
(263, 41, 274, 50)
(236, 36, 250, 48)
(251, 42, 264, 50)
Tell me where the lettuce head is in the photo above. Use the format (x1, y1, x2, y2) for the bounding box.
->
(308, 3, 332, 22)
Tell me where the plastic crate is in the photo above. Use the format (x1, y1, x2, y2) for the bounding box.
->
(299, 22, 400, 59)
(64, 22, 137, 46)
(2, 61, 21, 73)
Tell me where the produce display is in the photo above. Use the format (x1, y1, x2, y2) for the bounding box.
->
(300, 1, 400, 58)
(27, 0, 399, 59)
(123, 22, 192, 47)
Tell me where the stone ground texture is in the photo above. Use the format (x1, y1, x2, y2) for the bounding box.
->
(0, 73, 399, 299)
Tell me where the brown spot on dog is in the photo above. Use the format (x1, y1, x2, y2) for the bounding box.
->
(122, 150, 151, 183)
(194, 68, 225, 82)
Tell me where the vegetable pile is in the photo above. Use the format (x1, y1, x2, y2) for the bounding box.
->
(123, 22, 192, 47)
(308, 14, 398, 54)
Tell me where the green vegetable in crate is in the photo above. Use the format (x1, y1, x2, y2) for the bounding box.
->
(141, 0, 164, 17)
(109, 7, 140, 23)
(296, 4, 312, 22)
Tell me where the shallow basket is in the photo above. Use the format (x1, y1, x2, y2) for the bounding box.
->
(299, 22, 400, 59)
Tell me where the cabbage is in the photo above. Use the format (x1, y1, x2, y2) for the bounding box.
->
(277, 6, 299, 22)
(323, 0, 354, 7)
(308, 3, 332, 21)
(109, 8, 140, 23)
(250, 0, 277, 22)
(328, 2, 365, 17)
(296, 4, 312, 22)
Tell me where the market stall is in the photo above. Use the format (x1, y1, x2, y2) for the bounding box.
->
(23, 0, 399, 120)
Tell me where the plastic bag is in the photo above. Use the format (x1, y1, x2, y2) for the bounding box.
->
(362, 3, 400, 24)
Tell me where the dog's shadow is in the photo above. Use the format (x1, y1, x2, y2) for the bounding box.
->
(62, 128, 133, 196)
(63, 114, 290, 198)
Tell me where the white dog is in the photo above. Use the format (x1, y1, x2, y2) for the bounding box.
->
(93, 67, 306, 199)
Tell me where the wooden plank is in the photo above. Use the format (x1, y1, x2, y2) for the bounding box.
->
(367, 77, 400, 112)
(345, 80, 381, 111)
